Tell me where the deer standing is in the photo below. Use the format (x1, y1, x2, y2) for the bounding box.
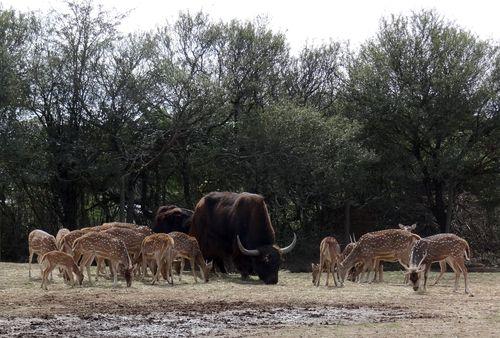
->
(99, 227, 150, 279)
(312, 236, 342, 287)
(72, 232, 133, 287)
(167, 231, 212, 283)
(55, 228, 70, 250)
(137, 233, 175, 285)
(339, 228, 420, 283)
(40, 251, 84, 290)
(402, 233, 472, 294)
(28, 229, 57, 279)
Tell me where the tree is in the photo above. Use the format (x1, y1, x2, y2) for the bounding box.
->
(347, 10, 499, 232)
(24, 0, 123, 228)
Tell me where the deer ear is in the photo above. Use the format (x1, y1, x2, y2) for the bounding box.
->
(207, 261, 213, 270)
(398, 224, 404, 229)
(411, 223, 417, 230)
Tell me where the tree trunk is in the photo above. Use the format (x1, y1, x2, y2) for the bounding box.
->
(181, 156, 193, 208)
(58, 177, 79, 230)
(445, 185, 455, 233)
(126, 176, 135, 223)
(119, 174, 127, 222)
(344, 200, 352, 244)
(432, 179, 447, 233)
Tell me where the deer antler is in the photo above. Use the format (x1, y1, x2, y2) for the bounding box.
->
(416, 252, 428, 271)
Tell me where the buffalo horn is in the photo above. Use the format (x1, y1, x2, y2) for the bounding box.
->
(279, 233, 297, 254)
(237, 235, 260, 256)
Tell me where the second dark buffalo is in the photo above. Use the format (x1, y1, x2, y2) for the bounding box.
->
(189, 191, 296, 284)
(152, 205, 193, 234)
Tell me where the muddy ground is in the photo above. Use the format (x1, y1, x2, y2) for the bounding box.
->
(0, 263, 499, 337)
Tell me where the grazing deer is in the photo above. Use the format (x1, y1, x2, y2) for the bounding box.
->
(55, 228, 70, 250)
(312, 237, 342, 287)
(59, 228, 96, 262)
(72, 232, 133, 287)
(367, 224, 416, 283)
(339, 229, 421, 283)
(137, 233, 175, 285)
(28, 230, 58, 278)
(166, 231, 212, 283)
(40, 251, 84, 290)
(99, 226, 151, 279)
(402, 233, 472, 294)
(102, 227, 148, 262)
(340, 234, 361, 282)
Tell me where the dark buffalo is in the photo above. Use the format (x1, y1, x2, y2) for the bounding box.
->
(152, 205, 193, 234)
(189, 191, 296, 284)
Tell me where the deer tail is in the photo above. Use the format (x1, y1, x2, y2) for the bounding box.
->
(464, 242, 471, 261)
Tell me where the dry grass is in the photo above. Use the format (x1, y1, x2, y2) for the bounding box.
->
(0, 262, 499, 336)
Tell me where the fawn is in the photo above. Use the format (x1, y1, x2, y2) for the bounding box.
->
(28, 229, 57, 279)
(40, 251, 84, 290)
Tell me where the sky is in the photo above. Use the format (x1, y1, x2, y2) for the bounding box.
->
(1, 0, 499, 51)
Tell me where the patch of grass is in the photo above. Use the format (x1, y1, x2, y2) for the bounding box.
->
(0, 262, 499, 336)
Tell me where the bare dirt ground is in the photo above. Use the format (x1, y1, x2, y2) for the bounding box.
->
(0, 262, 499, 337)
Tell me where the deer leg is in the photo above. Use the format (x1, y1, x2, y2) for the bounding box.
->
(28, 249, 34, 279)
(433, 260, 447, 285)
(167, 251, 174, 285)
(316, 256, 323, 287)
(370, 259, 378, 283)
(190, 257, 198, 283)
(112, 262, 118, 287)
(198, 261, 206, 283)
(335, 262, 341, 286)
(95, 258, 102, 281)
(423, 265, 430, 292)
(81, 255, 93, 285)
(325, 261, 330, 286)
(378, 262, 384, 283)
(333, 262, 338, 287)
(65, 267, 74, 287)
(179, 259, 185, 282)
(151, 257, 161, 285)
(454, 258, 471, 294)
(41, 265, 49, 290)
(364, 260, 373, 283)
(460, 261, 471, 295)
(453, 260, 461, 292)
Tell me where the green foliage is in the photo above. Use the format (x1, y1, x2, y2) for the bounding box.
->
(346, 10, 499, 232)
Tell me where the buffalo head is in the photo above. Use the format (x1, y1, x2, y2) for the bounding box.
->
(237, 233, 297, 284)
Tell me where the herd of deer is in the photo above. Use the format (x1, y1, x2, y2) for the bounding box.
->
(28, 222, 472, 295)
(28, 222, 211, 290)
(311, 224, 472, 295)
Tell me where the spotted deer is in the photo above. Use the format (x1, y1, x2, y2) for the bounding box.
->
(137, 233, 175, 285)
(102, 227, 148, 262)
(60, 228, 96, 255)
(55, 228, 70, 250)
(28, 230, 58, 278)
(72, 232, 133, 287)
(99, 226, 152, 278)
(312, 236, 342, 287)
(40, 251, 84, 290)
(339, 229, 421, 283)
(166, 231, 212, 283)
(402, 233, 472, 294)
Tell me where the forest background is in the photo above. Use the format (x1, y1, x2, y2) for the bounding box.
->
(0, 1, 498, 268)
